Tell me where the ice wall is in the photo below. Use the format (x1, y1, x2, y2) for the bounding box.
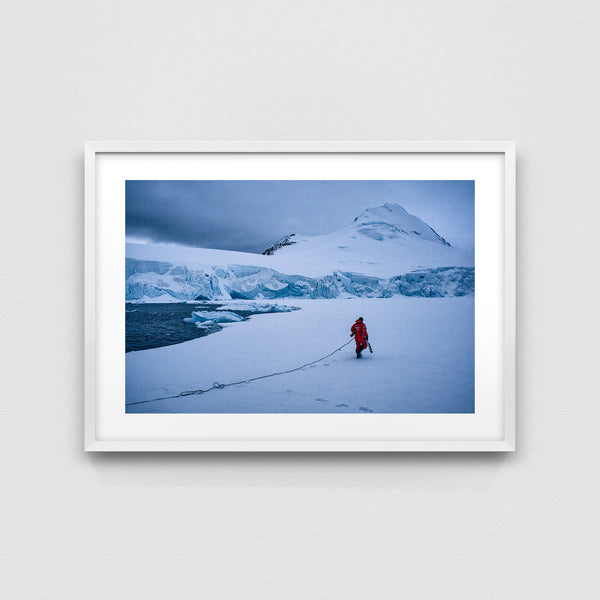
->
(126, 258, 474, 303)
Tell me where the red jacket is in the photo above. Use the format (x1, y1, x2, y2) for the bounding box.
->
(351, 320, 368, 343)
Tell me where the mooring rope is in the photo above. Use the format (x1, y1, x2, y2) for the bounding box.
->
(125, 339, 354, 407)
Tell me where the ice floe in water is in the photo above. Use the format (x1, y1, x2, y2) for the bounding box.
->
(183, 311, 245, 327)
(182, 302, 300, 333)
(215, 301, 300, 313)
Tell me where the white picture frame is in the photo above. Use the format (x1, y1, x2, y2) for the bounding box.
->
(85, 141, 515, 452)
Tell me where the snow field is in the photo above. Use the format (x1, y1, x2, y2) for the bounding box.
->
(126, 296, 474, 413)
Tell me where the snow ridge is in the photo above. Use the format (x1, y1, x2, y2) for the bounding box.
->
(262, 233, 297, 255)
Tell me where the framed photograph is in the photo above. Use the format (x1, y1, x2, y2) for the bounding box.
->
(85, 142, 515, 451)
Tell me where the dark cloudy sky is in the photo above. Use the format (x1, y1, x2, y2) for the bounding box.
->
(126, 180, 474, 253)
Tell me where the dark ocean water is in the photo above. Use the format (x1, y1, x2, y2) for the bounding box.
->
(126, 302, 255, 353)
(126, 303, 212, 352)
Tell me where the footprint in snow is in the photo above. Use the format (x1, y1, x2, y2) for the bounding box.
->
(315, 398, 328, 403)
(336, 403, 349, 408)
(359, 407, 374, 413)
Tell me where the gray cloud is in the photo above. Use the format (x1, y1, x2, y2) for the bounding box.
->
(126, 180, 474, 253)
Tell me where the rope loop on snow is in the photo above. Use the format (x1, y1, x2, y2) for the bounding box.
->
(125, 339, 354, 407)
(178, 389, 204, 396)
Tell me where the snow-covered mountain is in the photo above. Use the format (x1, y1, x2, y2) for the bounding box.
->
(126, 203, 474, 302)
(254, 202, 469, 278)
(264, 203, 450, 256)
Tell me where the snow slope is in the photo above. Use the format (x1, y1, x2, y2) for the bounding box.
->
(256, 202, 472, 277)
(126, 203, 474, 302)
(127, 203, 472, 279)
(126, 296, 474, 413)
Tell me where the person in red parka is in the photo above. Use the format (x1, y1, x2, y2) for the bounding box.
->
(350, 317, 368, 358)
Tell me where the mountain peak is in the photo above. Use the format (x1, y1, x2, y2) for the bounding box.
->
(261, 203, 451, 258)
(352, 203, 450, 246)
(354, 202, 407, 220)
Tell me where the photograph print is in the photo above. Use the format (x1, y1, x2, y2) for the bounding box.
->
(125, 180, 474, 414)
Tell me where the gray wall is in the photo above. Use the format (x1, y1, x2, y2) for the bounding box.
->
(2, 1, 598, 598)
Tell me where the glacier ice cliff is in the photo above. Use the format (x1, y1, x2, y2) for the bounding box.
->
(126, 258, 474, 303)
